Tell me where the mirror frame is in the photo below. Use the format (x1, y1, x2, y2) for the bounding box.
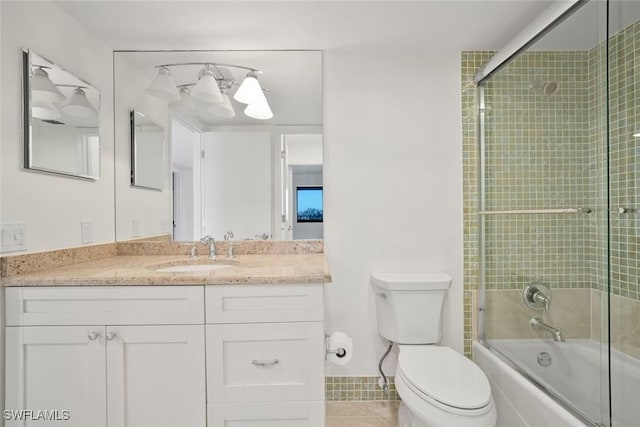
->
(129, 109, 165, 191)
(22, 49, 101, 181)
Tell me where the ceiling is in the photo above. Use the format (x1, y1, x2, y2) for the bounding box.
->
(56, 1, 558, 127)
(55, 1, 553, 52)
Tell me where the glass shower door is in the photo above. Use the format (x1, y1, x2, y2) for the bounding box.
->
(607, 2, 640, 425)
(477, 1, 610, 425)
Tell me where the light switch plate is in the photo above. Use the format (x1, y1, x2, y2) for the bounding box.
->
(132, 220, 141, 238)
(81, 221, 93, 244)
(1, 223, 27, 253)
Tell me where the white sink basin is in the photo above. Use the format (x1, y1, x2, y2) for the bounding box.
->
(154, 264, 232, 273)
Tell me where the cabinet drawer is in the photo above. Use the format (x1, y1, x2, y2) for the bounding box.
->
(205, 284, 323, 323)
(6, 286, 204, 326)
(206, 322, 324, 403)
(207, 401, 324, 427)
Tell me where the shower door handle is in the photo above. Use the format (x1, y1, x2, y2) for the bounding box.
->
(618, 207, 637, 214)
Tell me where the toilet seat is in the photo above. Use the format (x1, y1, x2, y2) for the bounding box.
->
(398, 346, 492, 413)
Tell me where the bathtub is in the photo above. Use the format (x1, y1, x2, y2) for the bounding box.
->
(474, 340, 600, 427)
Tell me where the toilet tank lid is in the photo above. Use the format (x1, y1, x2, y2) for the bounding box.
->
(371, 272, 452, 290)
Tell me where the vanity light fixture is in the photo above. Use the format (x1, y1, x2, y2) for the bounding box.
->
(633, 132, 640, 138)
(31, 66, 65, 103)
(61, 86, 98, 119)
(191, 65, 224, 104)
(146, 62, 272, 120)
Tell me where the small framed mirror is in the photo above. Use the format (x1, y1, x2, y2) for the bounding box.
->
(130, 110, 166, 190)
(23, 49, 101, 180)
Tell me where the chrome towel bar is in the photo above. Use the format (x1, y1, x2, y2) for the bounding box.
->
(478, 207, 591, 215)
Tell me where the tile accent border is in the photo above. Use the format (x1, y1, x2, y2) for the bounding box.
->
(116, 239, 324, 256)
(325, 376, 400, 401)
(0, 243, 117, 277)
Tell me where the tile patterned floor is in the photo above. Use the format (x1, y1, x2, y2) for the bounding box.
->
(326, 401, 400, 427)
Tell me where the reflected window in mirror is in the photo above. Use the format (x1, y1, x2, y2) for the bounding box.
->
(23, 49, 101, 180)
(130, 110, 166, 190)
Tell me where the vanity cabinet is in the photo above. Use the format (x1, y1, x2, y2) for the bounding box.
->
(5, 287, 206, 427)
(205, 284, 325, 427)
(5, 284, 325, 427)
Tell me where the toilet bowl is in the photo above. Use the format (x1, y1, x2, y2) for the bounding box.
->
(371, 272, 496, 427)
(395, 345, 496, 427)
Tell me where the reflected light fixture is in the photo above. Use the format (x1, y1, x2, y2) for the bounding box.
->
(207, 91, 235, 118)
(633, 132, 640, 138)
(61, 86, 98, 118)
(146, 62, 273, 120)
(244, 101, 273, 120)
(31, 66, 65, 103)
(146, 66, 180, 102)
(170, 86, 197, 112)
(32, 99, 61, 120)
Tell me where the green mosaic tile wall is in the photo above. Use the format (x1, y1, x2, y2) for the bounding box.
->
(325, 376, 400, 401)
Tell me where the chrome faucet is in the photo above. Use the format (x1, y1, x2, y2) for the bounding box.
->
(530, 316, 566, 342)
(224, 231, 235, 259)
(200, 235, 216, 259)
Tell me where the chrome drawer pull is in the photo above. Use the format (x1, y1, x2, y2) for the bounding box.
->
(252, 359, 280, 367)
(88, 332, 100, 341)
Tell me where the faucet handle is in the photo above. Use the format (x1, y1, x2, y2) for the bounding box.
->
(523, 282, 551, 311)
(189, 243, 197, 258)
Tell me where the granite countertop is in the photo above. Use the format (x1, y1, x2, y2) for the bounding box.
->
(1, 254, 332, 287)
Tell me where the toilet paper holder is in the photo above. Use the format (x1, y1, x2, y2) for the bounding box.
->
(325, 334, 347, 360)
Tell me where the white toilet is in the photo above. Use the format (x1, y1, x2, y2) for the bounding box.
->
(371, 272, 496, 427)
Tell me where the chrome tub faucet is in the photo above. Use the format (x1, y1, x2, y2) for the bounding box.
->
(530, 316, 566, 342)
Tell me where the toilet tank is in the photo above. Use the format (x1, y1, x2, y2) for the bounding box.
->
(371, 272, 452, 344)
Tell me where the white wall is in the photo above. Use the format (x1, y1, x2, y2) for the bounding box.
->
(114, 54, 171, 240)
(0, 1, 115, 254)
(323, 49, 463, 376)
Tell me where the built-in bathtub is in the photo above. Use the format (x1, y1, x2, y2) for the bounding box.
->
(474, 340, 621, 427)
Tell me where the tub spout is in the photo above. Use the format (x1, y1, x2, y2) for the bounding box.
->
(529, 316, 566, 342)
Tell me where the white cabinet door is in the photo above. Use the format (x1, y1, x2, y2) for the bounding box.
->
(106, 324, 206, 427)
(206, 322, 324, 403)
(5, 326, 107, 427)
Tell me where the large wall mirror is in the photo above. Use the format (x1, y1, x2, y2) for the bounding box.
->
(23, 49, 101, 180)
(114, 50, 323, 242)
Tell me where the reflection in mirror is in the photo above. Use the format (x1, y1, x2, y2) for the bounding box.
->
(130, 110, 166, 190)
(115, 50, 323, 242)
(23, 49, 100, 179)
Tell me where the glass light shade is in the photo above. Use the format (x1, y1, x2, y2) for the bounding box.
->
(31, 67, 65, 103)
(170, 87, 197, 112)
(233, 72, 267, 105)
(146, 67, 180, 102)
(244, 101, 273, 120)
(207, 93, 235, 118)
(191, 68, 223, 104)
(32, 99, 61, 120)
(61, 87, 98, 118)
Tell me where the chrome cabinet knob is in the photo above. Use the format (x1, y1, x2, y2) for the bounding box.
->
(619, 207, 628, 214)
(106, 331, 117, 341)
(88, 332, 99, 341)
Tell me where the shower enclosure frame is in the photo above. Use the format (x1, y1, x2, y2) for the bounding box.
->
(473, 1, 612, 426)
